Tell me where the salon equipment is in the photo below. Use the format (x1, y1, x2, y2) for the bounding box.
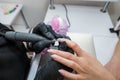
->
(50, 0, 55, 9)
(109, 16, 120, 36)
(101, 1, 110, 13)
(4, 31, 73, 54)
(5, 31, 47, 42)
(48, 16, 69, 34)
(114, 17, 120, 31)
(4, 31, 53, 53)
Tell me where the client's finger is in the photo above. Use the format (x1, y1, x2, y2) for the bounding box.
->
(58, 38, 84, 56)
(58, 69, 81, 80)
(48, 49, 79, 63)
(51, 54, 81, 72)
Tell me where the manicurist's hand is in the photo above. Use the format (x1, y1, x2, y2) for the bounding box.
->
(48, 38, 115, 80)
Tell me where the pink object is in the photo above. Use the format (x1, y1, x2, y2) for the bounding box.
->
(50, 16, 69, 34)
(40, 16, 69, 55)
(51, 16, 60, 32)
(40, 48, 49, 55)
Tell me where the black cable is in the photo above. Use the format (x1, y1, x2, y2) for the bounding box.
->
(62, 4, 71, 28)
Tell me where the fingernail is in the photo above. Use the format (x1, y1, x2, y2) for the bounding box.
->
(47, 49, 54, 53)
(57, 38, 62, 40)
(57, 38, 64, 41)
(58, 69, 64, 73)
(51, 54, 56, 58)
(51, 54, 58, 60)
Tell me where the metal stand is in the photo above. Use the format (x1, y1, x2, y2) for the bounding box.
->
(101, 1, 110, 13)
(49, 0, 55, 9)
(109, 28, 119, 36)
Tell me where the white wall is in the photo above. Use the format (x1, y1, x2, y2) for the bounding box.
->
(20, 0, 49, 27)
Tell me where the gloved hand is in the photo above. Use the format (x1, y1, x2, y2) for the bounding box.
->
(32, 22, 55, 40)
(32, 22, 70, 40)
(28, 22, 70, 53)
(0, 23, 13, 34)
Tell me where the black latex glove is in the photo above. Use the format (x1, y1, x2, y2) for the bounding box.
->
(29, 22, 70, 53)
(31, 40, 54, 53)
(0, 23, 13, 34)
(32, 22, 55, 40)
(32, 22, 69, 40)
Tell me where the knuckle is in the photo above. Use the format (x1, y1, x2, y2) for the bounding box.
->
(74, 76, 80, 80)
(71, 42, 78, 48)
(69, 61, 80, 71)
(75, 57, 80, 62)
(76, 74, 88, 80)
(79, 58, 90, 69)
(81, 76, 88, 80)
(56, 50, 63, 54)
(79, 58, 86, 65)
(70, 61, 76, 68)
(66, 52, 73, 58)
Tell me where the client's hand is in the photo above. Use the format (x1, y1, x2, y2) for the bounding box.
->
(48, 38, 115, 80)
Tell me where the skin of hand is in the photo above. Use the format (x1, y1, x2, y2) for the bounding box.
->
(105, 40, 120, 80)
(47, 38, 115, 80)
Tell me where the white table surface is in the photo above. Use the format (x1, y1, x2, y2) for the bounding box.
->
(0, 3, 23, 26)
(44, 4, 119, 65)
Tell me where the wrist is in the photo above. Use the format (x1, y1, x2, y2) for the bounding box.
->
(103, 70, 116, 80)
